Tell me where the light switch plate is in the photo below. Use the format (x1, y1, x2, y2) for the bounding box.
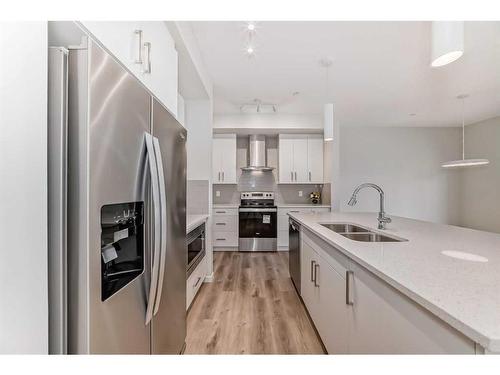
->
(216, 190, 221, 197)
(298, 190, 303, 197)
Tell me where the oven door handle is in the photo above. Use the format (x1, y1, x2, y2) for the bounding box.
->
(239, 208, 277, 213)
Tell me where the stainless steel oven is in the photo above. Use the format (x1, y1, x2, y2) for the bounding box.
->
(187, 223, 205, 277)
(238, 192, 277, 252)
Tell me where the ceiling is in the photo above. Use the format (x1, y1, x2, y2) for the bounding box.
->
(190, 21, 500, 127)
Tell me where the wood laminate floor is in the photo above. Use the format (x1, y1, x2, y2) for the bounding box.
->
(185, 251, 325, 354)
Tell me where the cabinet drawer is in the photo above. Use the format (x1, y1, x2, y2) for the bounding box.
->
(213, 208, 238, 216)
(186, 256, 206, 310)
(213, 231, 238, 247)
(213, 215, 238, 232)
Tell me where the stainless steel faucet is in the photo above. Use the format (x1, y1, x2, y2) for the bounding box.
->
(348, 183, 392, 229)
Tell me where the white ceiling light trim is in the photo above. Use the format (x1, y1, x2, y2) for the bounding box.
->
(431, 21, 464, 67)
(244, 21, 257, 57)
(441, 94, 490, 169)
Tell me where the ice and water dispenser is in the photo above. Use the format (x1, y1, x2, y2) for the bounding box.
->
(100, 202, 144, 301)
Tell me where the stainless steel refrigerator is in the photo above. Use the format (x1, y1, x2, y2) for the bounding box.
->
(48, 37, 187, 354)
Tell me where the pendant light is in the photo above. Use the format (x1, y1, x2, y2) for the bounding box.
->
(321, 58, 334, 141)
(441, 95, 489, 168)
(431, 21, 464, 67)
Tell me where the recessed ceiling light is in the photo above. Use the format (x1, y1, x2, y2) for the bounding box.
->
(246, 46, 254, 55)
(247, 22, 256, 31)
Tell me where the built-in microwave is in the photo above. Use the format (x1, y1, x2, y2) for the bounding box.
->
(187, 223, 205, 278)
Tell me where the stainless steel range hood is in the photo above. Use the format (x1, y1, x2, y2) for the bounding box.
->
(241, 135, 274, 172)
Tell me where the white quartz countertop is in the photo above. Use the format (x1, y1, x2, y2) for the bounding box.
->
(278, 204, 331, 208)
(288, 211, 500, 352)
(187, 214, 209, 234)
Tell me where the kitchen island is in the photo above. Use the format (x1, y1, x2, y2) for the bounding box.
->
(288, 211, 500, 354)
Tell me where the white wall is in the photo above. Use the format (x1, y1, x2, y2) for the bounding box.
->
(186, 100, 213, 181)
(185, 99, 214, 278)
(339, 126, 462, 225)
(460, 117, 500, 233)
(0, 22, 48, 353)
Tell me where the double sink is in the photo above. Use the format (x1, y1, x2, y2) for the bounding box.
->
(320, 223, 407, 242)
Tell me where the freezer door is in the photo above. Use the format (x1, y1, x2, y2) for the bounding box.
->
(85, 40, 152, 354)
(151, 99, 187, 354)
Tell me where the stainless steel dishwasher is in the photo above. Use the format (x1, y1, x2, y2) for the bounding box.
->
(289, 218, 301, 294)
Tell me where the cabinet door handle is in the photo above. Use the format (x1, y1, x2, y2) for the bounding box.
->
(314, 264, 320, 287)
(215, 222, 226, 226)
(294, 171, 297, 181)
(290, 171, 293, 181)
(222, 171, 224, 182)
(310, 260, 316, 282)
(193, 277, 202, 288)
(346, 270, 354, 305)
(215, 210, 226, 214)
(218, 172, 221, 181)
(309, 171, 312, 182)
(216, 238, 226, 241)
(142, 42, 151, 74)
(134, 30, 143, 64)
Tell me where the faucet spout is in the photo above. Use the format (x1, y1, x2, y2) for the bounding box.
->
(347, 183, 391, 229)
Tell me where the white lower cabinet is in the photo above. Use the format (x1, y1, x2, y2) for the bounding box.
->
(348, 261, 475, 354)
(278, 207, 330, 249)
(300, 230, 476, 354)
(301, 235, 349, 354)
(212, 208, 238, 248)
(186, 256, 206, 310)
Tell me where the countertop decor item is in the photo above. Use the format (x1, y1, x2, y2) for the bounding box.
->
(309, 192, 321, 204)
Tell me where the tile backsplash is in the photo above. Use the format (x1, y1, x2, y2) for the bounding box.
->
(213, 180, 329, 205)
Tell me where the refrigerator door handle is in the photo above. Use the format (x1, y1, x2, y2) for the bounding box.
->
(152, 136, 167, 315)
(144, 133, 161, 325)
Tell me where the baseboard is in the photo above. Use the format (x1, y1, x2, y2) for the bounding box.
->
(204, 272, 214, 283)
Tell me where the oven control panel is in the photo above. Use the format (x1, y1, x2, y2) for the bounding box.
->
(241, 192, 274, 199)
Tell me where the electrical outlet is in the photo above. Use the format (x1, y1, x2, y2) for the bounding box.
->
(298, 190, 303, 197)
(216, 190, 221, 197)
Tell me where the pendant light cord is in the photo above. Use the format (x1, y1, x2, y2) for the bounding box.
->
(325, 64, 329, 101)
(462, 96, 465, 160)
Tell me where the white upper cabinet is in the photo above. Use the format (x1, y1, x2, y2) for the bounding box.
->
(307, 135, 324, 183)
(278, 134, 324, 183)
(293, 138, 309, 182)
(80, 21, 178, 117)
(212, 134, 237, 184)
(278, 137, 295, 183)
